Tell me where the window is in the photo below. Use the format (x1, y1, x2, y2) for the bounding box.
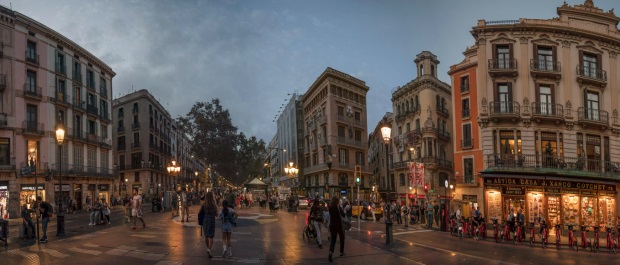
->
(585, 91, 600, 121)
(74, 115, 82, 137)
(460, 76, 469, 93)
(536, 46, 554, 71)
(339, 148, 347, 165)
(420, 64, 424, 76)
(133, 103, 139, 113)
(462, 98, 470, 118)
(26, 104, 37, 125)
(496, 45, 511, 69)
(499, 131, 521, 156)
(354, 130, 361, 141)
(338, 125, 345, 137)
(101, 125, 107, 139)
(537, 84, 554, 115)
(339, 173, 348, 185)
(431, 65, 435, 77)
(100, 77, 107, 96)
(134, 172, 139, 183)
(398, 126, 402, 136)
(118, 108, 124, 118)
(86, 69, 95, 88)
(495, 83, 513, 114)
(0, 138, 10, 165)
(73, 61, 81, 81)
(118, 136, 125, 148)
(415, 119, 420, 130)
(88, 120, 96, 135)
(582, 53, 599, 78)
(55, 51, 66, 74)
(355, 111, 360, 121)
(57, 79, 66, 100)
(462, 124, 472, 148)
(100, 100, 108, 116)
(101, 151, 108, 170)
(26, 41, 37, 62)
(87, 148, 96, 172)
(74, 146, 83, 167)
(406, 123, 410, 132)
(118, 120, 123, 130)
(464, 158, 474, 183)
(337, 106, 344, 116)
(399, 173, 405, 186)
(87, 93, 96, 107)
(356, 151, 364, 165)
(26, 70, 36, 92)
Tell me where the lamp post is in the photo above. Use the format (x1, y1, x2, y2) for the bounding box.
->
(380, 124, 393, 246)
(167, 160, 181, 216)
(409, 147, 420, 222)
(284, 162, 298, 212)
(55, 124, 66, 236)
(124, 178, 128, 198)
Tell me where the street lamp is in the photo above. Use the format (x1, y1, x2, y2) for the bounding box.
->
(409, 147, 420, 221)
(284, 162, 299, 212)
(55, 123, 66, 236)
(380, 124, 393, 246)
(167, 160, 181, 190)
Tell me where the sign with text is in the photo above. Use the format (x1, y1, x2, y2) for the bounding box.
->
(484, 177, 616, 192)
(502, 186, 525, 195)
(54, 184, 71, 192)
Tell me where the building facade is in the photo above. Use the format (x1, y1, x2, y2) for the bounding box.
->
(389, 51, 454, 206)
(369, 113, 393, 203)
(113, 89, 174, 197)
(450, 0, 620, 227)
(0, 7, 116, 218)
(301, 67, 370, 200)
(276, 93, 303, 194)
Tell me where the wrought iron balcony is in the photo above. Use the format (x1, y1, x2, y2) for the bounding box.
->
(100, 110, 110, 122)
(576, 66, 607, 87)
(578, 107, 608, 126)
(131, 142, 141, 149)
(485, 153, 620, 178)
(461, 83, 469, 94)
(132, 122, 140, 130)
(100, 86, 107, 98)
(531, 102, 563, 121)
(55, 62, 67, 76)
(73, 70, 82, 84)
(72, 99, 86, 112)
(22, 120, 43, 136)
(488, 58, 518, 77)
(436, 105, 449, 117)
(117, 144, 126, 151)
(53, 92, 71, 107)
(462, 109, 470, 119)
(117, 126, 125, 133)
(530, 59, 561, 79)
(461, 138, 473, 149)
(87, 105, 99, 116)
(23, 84, 42, 100)
(489, 101, 520, 119)
(25, 50, 39, 65)
(19, 162, 48, 176)
(336, 136, 364, 148)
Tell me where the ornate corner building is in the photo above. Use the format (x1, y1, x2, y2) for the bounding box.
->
(389, 51, 453, 204)
(449, 0, 620, 227)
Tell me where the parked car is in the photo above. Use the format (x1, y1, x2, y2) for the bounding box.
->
(351, 201, 383, 221)
(297, 196, 309, 209)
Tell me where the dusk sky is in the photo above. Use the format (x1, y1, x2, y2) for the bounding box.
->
(11, 0, 619, 142)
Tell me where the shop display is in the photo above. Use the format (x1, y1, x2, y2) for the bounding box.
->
(0, 190, 8, 219)
(562, 194, 580, 226)
(547, 196, 560, 226)
(487, 192, 502, 222)
(527, 193, 544, 223)
(581, 197, 597, 227)
(598, 198, 616, 229)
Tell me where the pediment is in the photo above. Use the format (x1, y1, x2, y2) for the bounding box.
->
(490, 34, 516, 44)
(532, 35, 559, 46)
(576, 43, 603, 54)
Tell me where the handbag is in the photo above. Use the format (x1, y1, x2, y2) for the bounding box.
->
(342, 217, 351, 231)
(104, 208, 111, 215)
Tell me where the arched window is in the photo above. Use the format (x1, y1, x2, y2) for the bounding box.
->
(420, 65, 424, 76)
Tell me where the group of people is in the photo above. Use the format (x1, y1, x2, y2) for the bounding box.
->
(386, 200, 440, 228)
(19, 196, 52, 243)
(88, 197, 111, 226)
(306, 196, 350, 262)
(198, 191, 237, 258)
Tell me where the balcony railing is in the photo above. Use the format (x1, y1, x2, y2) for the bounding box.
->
(336, 137, 364, 148)
(131, 142, 141, 149)
(436, 106, 449, 117)
(438, 129, 450, 140)
(578, 107, 609, 125)
(23, 84, 42, 99)
(461, 84, 469, 94)
(22, 120, 44, 135)
(100, 110, 110, 122)
(488, 58, 517, 70)
(117, 144, 126, 151)
(87, 105, 98, 116)
(486, 153, 620, 177)
(531, 102, 563, 118)
(489, 101, 520, 117)
(100, 86, 107, 98)
(530, 59, 561, 72)
(132, 122, 140, 130)
(53, 92, 71, 106)
(19, 162, 48, 176)
(55, 62, 67, 76)
(463, 174, 476, 184)
(73, 71, 82, 84)
(577, 66, 607, 83)
(72, 99, 86, 111)
(25, 50, 39, 65)
(461, 139, 473, 148)
(462, 109, 470, 119)
(117, 126, 125, 133)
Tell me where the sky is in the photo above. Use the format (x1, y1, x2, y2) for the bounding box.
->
(10, 0, 619, 143)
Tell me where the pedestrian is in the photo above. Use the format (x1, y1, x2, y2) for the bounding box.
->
(180, 187, 189, 222)
(102, 200, 111, 225)
(123, 194, 131, 223)
(199, 192, 218, 258)
(171, 192, 178, 218)
(37, 196, 52, 243)
(328, 196, 345, 262)
(403, 203, 409, 227)
(426, 200, 434, 228)
(86, 195, 91, 212)
(396, 202, 402, 225)
(310, 198, 324, 249)
(219, 200, 237, 257)
(434, 201, 440, 228)
(21, 205, 35, 239)
(370, 202, 376, 222)
(89, 198, 102, 226)
(131, 189, 146, 230)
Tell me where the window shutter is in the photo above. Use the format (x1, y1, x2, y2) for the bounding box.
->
(552, 46, 557, 71)
(533, 43, 538, 67)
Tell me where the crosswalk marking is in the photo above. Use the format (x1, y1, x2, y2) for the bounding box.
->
(69, 247, 102, 255)
(105, 249, 129, 256)
(118, 245, 138, 250)
(7, 249, 40, 262)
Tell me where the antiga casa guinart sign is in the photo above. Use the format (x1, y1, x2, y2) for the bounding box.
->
(484, 177, 616, 192)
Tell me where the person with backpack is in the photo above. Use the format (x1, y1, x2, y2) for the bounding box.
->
(309, 198, 324, 249)
(219, 200, 236, 257)
(37, 196, 52, 243)
(199, 192, 217, 258)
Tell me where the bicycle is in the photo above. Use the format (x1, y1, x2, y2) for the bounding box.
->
(514, 222, 524, 244)
(540, 220, 548, 249)
(500, 220, 512, 243)
(605, 225, 616, 253)
(567, 223, 578, 251)
(554, 224, 561, 250)
(580, 225, 590, 251)
(450, 215, 458, 237)
(473, 217, 486, 241)
(529, 222, 536, 247)
(461, 217, 471, 239)
(591, 226, 600, 252)
(491, 218, 499, 243)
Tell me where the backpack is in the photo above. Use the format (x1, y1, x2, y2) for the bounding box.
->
(198, 206, 205, 226)
(43, 202, 53, 218)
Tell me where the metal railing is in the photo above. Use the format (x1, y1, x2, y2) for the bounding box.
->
(100, 86, 107, 98)
(117, 144, 126, 151)
(55, 62, 67, 76)
(100, 110, 110, 121)
(530, 59, 561, 72)
(461, 84, 469, 93)
(462, 109, 470, 118)
(131, 142, 141, 148)
(25, 50, 39, 65)
(577, 66, 607, 82)
(461, 139, 473, 148)
(23, 84, 42, 98)
(436, 106, 449, 117)
(485, 153, 620, 176)
(486, 20, 520, 25)
(578, 107, 608, 124)
(22, 120, 44, 135)
(531, 102, 563, 118)
(336, 137, 364, 148)
(87, 105, 98, 116)
(489, 101, 520, 116)
(438, 129, 450, 140)
(488, 58, 517, 70)
(72, 99, 86, 111)
(132, 122, 140, 129)
(19, 162, 48, 175)
(54, 92, 71, 106)
(72, 70, 83, 83)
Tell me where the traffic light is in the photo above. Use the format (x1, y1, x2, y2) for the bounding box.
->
(424, 184, 429, 193)
(354, 165, 361, 184)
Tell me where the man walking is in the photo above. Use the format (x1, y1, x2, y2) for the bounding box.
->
(180, 187, 189, 222)
(131, 189, 146, 230)
(37, 196, 52, 243)
(426, 200, 434, 229)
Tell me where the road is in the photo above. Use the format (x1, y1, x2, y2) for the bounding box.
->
(0, 205, 617, 264)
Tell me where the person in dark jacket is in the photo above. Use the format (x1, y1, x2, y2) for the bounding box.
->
(309, 198, 324, 249)
(328, 196, 345, 262)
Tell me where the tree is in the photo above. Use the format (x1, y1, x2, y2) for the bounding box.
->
(177, 99, 238, 182)
(235, 133, 267, 185)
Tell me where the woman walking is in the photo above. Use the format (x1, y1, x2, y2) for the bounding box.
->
(102, 200, 111, 225)
(219, 200, 236, 257)
(200, 192, 218, 258)
(328, 196, 345, 262)
(309, 198, 324, 249)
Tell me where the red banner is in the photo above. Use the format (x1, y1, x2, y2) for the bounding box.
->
(408, 162, 425, 187)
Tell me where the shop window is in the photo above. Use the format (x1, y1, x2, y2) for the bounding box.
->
(339, 173, 348, 185)
(26, 140, 38, 171)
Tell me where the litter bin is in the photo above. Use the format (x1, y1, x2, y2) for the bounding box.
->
(0, 219, 8, 247)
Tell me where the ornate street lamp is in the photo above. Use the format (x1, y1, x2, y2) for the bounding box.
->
(380, 124, 393, 246)
(167, 160, 181, 191)
(55, 123, 66, 236)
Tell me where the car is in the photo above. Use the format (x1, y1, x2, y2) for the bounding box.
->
(297, 196, 309, 209)
(308, 198, 328, 209)
(351, 201, 383, 221)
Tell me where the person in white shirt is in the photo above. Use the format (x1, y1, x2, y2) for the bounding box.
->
(131, 189, 146, 230)
(180, 187, 189, 222)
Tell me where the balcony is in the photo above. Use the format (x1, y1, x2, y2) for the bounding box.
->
(86, 105, 98, 117)
(0, 113, 7, 127)
(489, 101, 520, 120)
(19, 162, 48, 176)
(462, 175, 476, 185)
(53, 92, 72, 107)
(460, 84, 469, 94)
(578, 107, 609, 128)
(72, 71, 82, 84)
(55, 62, 67, 76)
(21, 120, 43, 136)
(23, 84, 42, 100)
(576, 66, 607, 88)
(100, 86, 107, 99)
(461, 138, 473, 149)
(117, 126, 125, 133)
(99, 110, 111, 123)
(438, 129, 450, 141)
(25, 50, 39, 66)
(392, 161, 411, 170)
(436, 106, 449, 117)
(530, 59, 561, 79)
(86, 77, 95, 90)
(149, 142, 158, 151)
(485, 153, 620, 179)
(117, 144, 126, 151)
(132, 122, 140, 130)
(353, 118, 366, 128)
(72, 99, 86, 112)
(531, 102, 563, 122)
(462, 109, 470, 119)
(316, 115, 326, 125)
(488, 58, 518, 78)
(70, 130, 87, 142)
(100, 138, 112, 149)
(131, 142, 141, 149)
(336, 136, 364, 148)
